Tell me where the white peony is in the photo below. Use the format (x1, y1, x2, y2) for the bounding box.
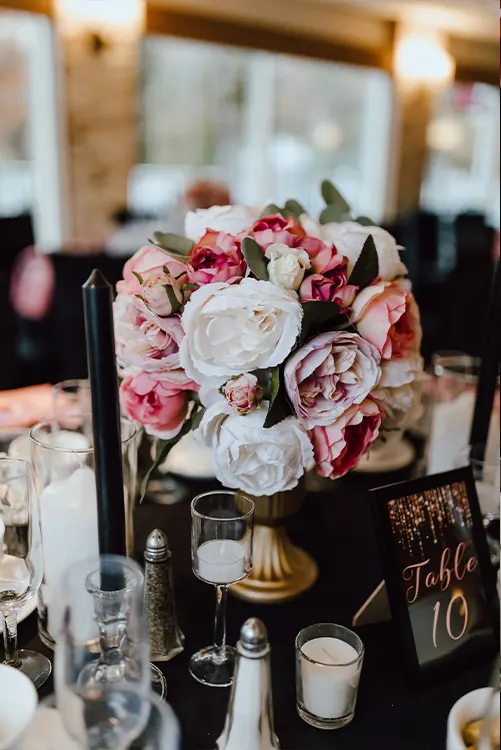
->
(194, 403, 314, 496)
(180, 278, 303, 387)
(300, 216, 407, 281)
(375, 354, 424, 431)
(265, 243, 311, 291)
(378, 354, 424, 389)
(185, 204, 261, 242)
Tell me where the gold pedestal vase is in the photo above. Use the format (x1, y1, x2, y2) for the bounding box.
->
(232, 482, 318, 604)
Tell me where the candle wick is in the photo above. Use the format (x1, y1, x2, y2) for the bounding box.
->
(320, 648, 338, 664)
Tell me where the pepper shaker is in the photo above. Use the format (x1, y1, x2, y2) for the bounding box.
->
(144, 529, 185, 662)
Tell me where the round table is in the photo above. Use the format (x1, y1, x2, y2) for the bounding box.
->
(18, 470, 492, 750)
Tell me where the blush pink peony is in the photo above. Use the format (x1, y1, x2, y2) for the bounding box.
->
(251, 214, 306, 250)
(187, 230, 246, 286)
(114, 294, 188, 374)
(351, 281, 421, 360)
(311, 399, 382, 479)
(284, 331, 381, 429)
(120, 371, 195, 440)
(117, 245, 187, 296)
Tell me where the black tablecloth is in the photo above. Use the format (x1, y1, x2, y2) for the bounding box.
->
(18, 471, 492, 750)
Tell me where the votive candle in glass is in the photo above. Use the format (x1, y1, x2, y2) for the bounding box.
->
(296, 623, 364, 730)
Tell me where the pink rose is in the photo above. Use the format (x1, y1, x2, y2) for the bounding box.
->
(117, 245, 187, 296)
(284, 331, 381, 429)
(120, 371, 195, 439)
(223, 373, 264, 415)
(187, 230, 246, 286)
(251, 213, 306, 250)
(311, 399, 382, 479)
(114, 294, 191, 375)
(299, 251, 357, 308)
(351, 281, 421, 360)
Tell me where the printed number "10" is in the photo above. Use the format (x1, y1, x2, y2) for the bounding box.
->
(433, 594, 469, 648)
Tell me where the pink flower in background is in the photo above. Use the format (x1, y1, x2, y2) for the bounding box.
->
(252, 214, 306, 250)
(284, 331, 381, 429)
(117, 245, 187, 297)
(120, 371, 195, 440)
(351, 281, 421, 360)
(223, 373, 264, 415)
(311, 399, 382, 479)
(114, 294, 189, 374)
(187, 230, 246, 286)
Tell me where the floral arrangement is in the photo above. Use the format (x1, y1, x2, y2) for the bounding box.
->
(115, 182, 423, 497)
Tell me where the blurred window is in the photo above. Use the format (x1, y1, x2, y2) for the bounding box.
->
(421, 83, 500, 227)
(0, 10, 34, 217)
(132, 35, 393, 223)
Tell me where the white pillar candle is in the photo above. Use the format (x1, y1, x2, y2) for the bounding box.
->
(0, 517, 4, 562)
(197, 540, 246, 585)
(301, 637, 360, 720)
(39, 466, 99, 641)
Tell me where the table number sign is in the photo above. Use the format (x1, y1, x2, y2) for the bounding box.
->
(371, 467, 499, 683)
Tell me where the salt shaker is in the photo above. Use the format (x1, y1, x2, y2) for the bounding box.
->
(144, 529, 185, 662)
(217, 618, 280, 750)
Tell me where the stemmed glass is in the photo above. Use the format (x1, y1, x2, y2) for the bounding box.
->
(0, 457, 51, 688)
(55, 555, 163, 749)
(18, 690, 180, 750)
(190, 491, 254, 687)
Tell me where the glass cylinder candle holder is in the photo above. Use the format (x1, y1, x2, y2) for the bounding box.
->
(30, 417, 138, 649)
(296, 623, 364, 730)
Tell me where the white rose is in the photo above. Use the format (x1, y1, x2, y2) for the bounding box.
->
(265, 243, 311, 291)
(300, 215, 407, 281)
(185, 204, 261, 242)
(194, 403, 314, 496)
(378, 354, 424, 389)
(375, 355, 424, 431)
(180, 278, 303, 387)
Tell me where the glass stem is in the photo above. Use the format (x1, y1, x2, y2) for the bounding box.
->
(2, 609, 21, 668)
(214, 585, 228, 653)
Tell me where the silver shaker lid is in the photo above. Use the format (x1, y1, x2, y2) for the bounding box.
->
(237, 618, 270, 658)
(145, 529, 171, 562)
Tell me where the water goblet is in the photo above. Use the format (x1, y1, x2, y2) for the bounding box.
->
(0, 457, 51, 688)
(190, 490, 254, 687)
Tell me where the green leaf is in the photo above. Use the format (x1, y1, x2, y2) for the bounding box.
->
(264, 367, 292, 428)
(242, 237, 269, 281)
(348, 235, 379, 290)
(132, 271, 144, 285)
(149, 232, 194, 257)
(319, 205, 351, 225)
(299, 301, 344, 346)
(164, 284, 181, 314)
(261, 203, 281, 217)
(140, 419, 194, 502)
(191, 406, 205, 432)
(354, 216, 375, 227)
(320, 180, 351, 213)
(284, 199, 306, 218)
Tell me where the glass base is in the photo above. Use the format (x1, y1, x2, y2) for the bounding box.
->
(189, 646, 236, 687)
(5, 649, 52, 689)
(297, 705, 354, 730)
(150, 663, 167, 699)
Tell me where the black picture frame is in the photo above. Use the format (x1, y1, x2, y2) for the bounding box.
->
(371, 467, 499, 684)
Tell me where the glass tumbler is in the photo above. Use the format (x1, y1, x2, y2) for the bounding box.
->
(30, 417, 137, 648)
(296, 623, 364, 730)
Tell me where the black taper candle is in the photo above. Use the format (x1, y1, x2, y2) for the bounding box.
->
(83, 269, 127, 559)
(470, 261, 501, 459)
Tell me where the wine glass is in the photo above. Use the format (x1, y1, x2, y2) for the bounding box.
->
(17, 690, 180, 750)
(55, 555, 163, 748)
(0, 457, 52, 688)
(190, 491, 254, 687)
